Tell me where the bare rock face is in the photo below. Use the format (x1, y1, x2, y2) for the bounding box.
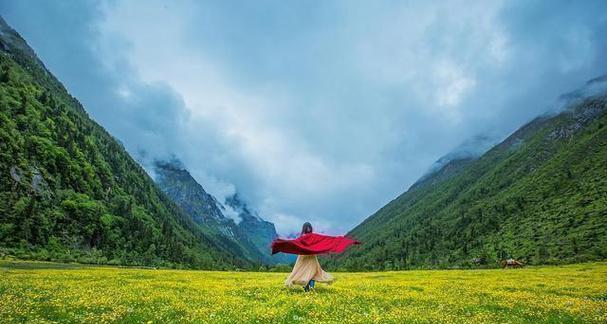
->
(153, 159, 289, 264)
(226, 193, 295, 265)
(545, 77, 607, 141)
(153, 160, 228, 226)
(8, 165, 49, 196)
(30, 167, 48, 195)
(9, 166, 22, 183)
(548, 96, 607, 141)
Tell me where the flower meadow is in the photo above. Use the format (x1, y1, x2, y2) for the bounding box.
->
(1, 261, 605, 323)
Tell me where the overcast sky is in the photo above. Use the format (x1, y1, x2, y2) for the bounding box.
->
(1, 0, 606, 235)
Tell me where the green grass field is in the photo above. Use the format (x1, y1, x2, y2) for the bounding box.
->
(1, 261, 605, 323)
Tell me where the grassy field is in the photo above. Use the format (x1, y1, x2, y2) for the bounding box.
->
(1, 261, 606, 323)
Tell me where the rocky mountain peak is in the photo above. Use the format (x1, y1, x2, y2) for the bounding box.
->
(153, 158, 290, 264)
(226, 193, 263, 222)
(153, 160, 227, 224)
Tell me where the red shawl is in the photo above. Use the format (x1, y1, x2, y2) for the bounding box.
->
(271, 232, 360, 255)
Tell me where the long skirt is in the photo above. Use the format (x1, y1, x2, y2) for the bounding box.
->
(285, 255, 334, 287)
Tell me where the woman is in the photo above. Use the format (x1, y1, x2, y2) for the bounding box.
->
(271, 222, 359, 291)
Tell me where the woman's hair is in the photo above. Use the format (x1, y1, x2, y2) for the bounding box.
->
(301, 222, 313, 236)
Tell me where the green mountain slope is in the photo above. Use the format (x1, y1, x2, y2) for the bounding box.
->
(154, 160, 270, 264)
(154, 160, 292, 265)
(329, 80, 607, 270)
(0, 16, 253, 269)
(226, 193, 294, 265)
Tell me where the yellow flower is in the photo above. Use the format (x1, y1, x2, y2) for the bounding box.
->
(0, 261, 605, 323)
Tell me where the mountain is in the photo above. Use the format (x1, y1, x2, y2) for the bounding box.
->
(0, 16, 253, 269)
(153, 160, 229, 230)
(226, 193, 294, 264)
(154, 160, 291, 264)
(329, 78, 607, 270)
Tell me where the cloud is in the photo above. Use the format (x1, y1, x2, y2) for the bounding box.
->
(433, 60, 477, 116)
(2, 0, 606, 235)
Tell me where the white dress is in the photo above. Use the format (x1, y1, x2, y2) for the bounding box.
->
(285, 254, 335, 287)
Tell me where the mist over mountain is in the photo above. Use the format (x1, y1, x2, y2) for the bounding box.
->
(549, 76, 607, 114)
(329, 77, 607, 270)
(154, 159, 291, 265)
(415, 76, 607, 191)
(415, 135, 498, 188)
(0, 16, 252, 269)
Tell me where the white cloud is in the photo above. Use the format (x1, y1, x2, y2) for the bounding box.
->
(92, 0, 607, 235)
(433, 60, 476, 115)
(559, 26, 595, 73)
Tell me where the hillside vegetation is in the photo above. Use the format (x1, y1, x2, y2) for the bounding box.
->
(330, 86, 607, 270)
(0, 17, 252, 269)
(154, 160, 290, 265)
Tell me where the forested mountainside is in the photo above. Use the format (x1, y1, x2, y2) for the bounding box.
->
(328, 78, 607, 271)
(154, 160, 291, 265)
(0, 16, 254, 269)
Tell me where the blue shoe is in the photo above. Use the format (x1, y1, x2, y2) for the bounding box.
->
(309, 280, 315, 289)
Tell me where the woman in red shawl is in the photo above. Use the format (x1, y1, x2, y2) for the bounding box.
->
(271, 222, 359, 291)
